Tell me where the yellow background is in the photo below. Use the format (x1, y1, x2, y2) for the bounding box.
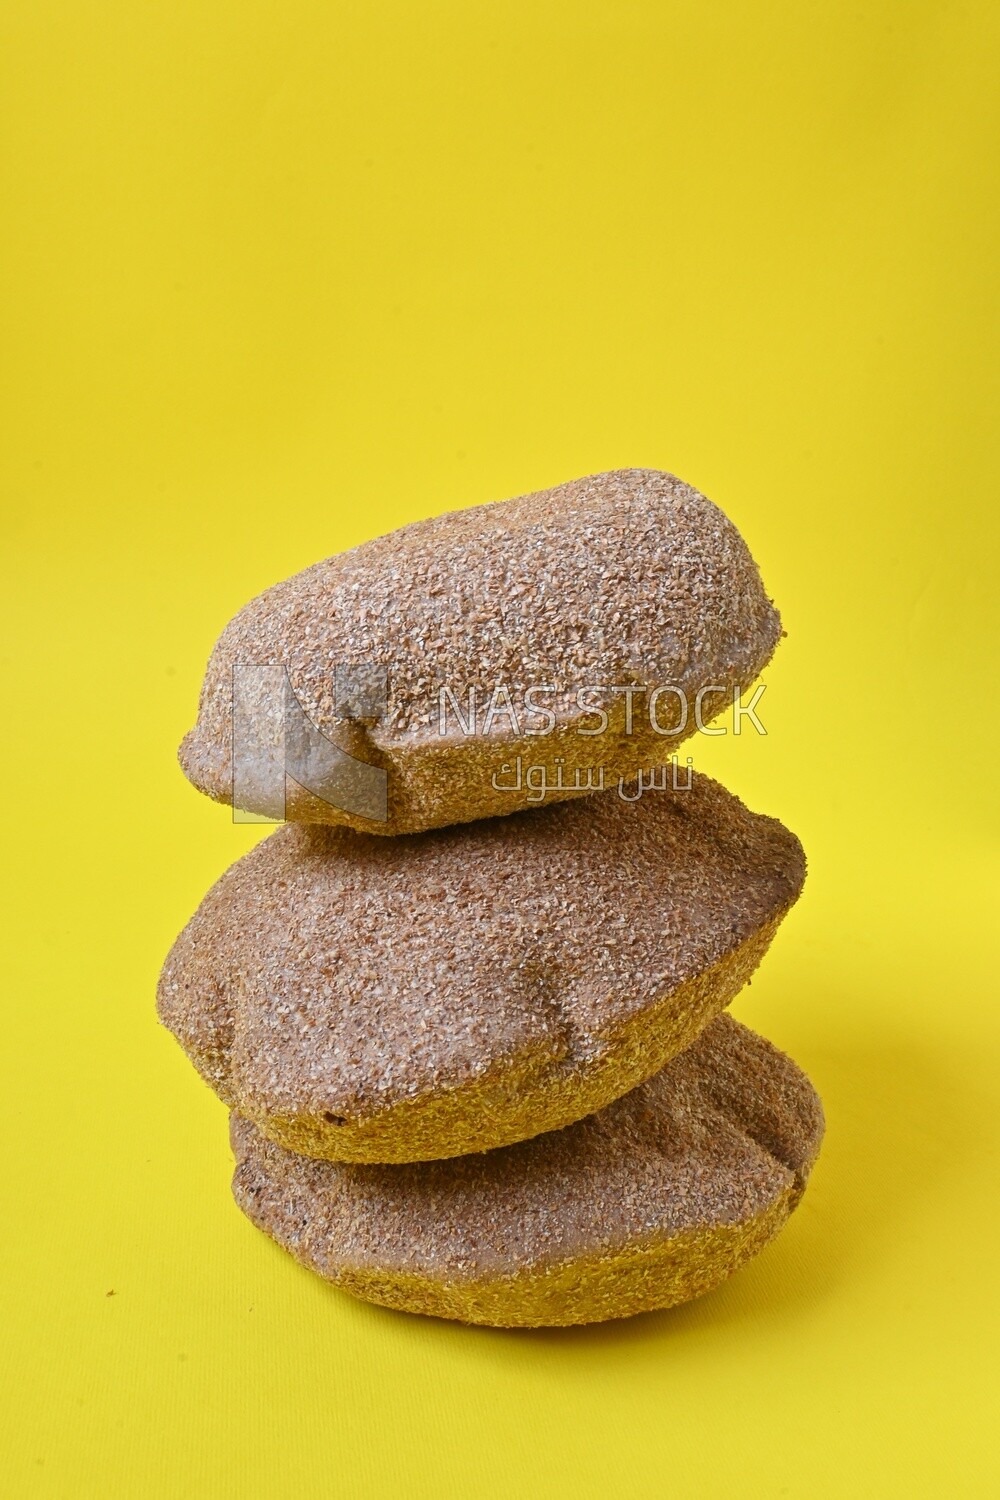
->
(3, 3, 998, 1495)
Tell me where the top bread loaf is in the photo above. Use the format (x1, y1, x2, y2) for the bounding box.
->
(179, 469, 781, 833)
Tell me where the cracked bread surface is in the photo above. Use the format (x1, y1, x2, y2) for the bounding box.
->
(157, 772, 805, 1162)
(230, 1014, 824, 1326)
(178, 469, 782, 833)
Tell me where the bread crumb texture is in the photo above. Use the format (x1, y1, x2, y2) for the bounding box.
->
(179, 469, 782, 832)
(158, 773, 805, 1162)
(230, 1015, 824, 1326)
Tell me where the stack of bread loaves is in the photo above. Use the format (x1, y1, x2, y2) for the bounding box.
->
(158, 469, 822, 1327)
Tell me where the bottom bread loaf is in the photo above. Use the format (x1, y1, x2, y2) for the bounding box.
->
(230, 1014, 824, 1328)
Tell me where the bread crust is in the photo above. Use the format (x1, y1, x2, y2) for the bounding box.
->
(229, 1015, 824, 1326)
(179, 469, 782, 834)
(158, 774, 805, 1162)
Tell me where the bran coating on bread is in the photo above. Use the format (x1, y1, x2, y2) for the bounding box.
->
(179, 469, 782, 833)
(158, 773, 805, 1162)
(229, 1014, 824, 1326)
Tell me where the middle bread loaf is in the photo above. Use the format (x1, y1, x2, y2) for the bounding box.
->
(158, 772, 805, 1163)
